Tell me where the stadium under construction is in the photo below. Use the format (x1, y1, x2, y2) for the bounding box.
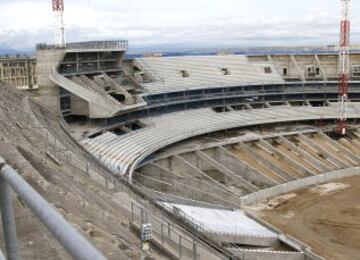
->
(0, 0, 360, 259)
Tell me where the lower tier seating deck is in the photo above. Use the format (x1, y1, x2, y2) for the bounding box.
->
(135, 55, 284, 94)
(80, 104, 360, 179)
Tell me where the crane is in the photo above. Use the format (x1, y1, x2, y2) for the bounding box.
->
(337, 0, 351, 135)
(52, 0, 65, 47)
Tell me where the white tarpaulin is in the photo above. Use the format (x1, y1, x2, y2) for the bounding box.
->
(161, 202, 277, 237)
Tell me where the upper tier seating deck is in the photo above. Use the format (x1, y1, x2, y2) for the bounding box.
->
(50, 70, 123, 118)
(80, 104, 360, 179)
(135, 55, 284, 94)
(51, 69, 147, 118)
(72, 75, 122, 106)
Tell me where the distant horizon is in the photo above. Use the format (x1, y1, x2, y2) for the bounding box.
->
(0, 42, 340, 57)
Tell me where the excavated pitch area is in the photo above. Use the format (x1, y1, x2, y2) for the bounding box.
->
(250, 176, 360, 260)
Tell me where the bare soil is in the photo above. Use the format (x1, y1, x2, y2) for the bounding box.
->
(250, 176, 360, 260)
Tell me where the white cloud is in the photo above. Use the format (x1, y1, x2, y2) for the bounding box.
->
(0, 0, 359, 50)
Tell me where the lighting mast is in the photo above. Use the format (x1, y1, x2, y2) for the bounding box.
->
(337, 0, 351, 135)
(52, 0, 65, 47)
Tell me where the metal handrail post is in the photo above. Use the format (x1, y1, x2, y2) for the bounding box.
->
(179, 236, 182, 258)
(193, 236, 197, 260)
(131, 202, 134, 222)
(0, 158, 19, 260)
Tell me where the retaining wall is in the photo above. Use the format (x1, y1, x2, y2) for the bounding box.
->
(228, 248, 305, 260)
(240, 167, 360, 206)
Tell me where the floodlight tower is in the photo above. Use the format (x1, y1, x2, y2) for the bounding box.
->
(337, 0, 351, 135)
(52, 0, 65, 47)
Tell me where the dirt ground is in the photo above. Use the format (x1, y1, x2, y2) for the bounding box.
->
(249, 176, 360, 260)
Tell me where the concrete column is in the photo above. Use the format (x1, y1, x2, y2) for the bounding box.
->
(278, 136, 331, 173)
(290, 55, 305, 81)
(195, 150, 259, 192)
(225, 105, 234, 111)
(245, 104, 253, 110)
(151, 162, 242, 204)
(318, 132, 360, 164)
(235, 143, 295, 182)
(172, 155, 226, 190)
(349, 131, 360, 149)
(139, 163, 177, 184)
(216, 146, 276, 187)
(257, 139, 316, 176)
(264, 102, 271, 108)
(298, 134, 348, 168)
(314, 54, 327, 81)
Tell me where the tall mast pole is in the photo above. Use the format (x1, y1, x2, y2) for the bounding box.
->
(337, 0, 351, 135)
(52, 0, 65, 47)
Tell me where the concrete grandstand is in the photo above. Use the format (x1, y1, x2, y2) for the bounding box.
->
(2, 38, 360, 259)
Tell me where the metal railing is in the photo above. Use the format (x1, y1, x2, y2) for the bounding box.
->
(0, 157, 106, 260)
(36, 40, 128, 51)
(166, 205, 246, 259)
(130, 202, 222, 260)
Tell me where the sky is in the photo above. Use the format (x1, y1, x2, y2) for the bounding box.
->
(0, 0, 359, 51)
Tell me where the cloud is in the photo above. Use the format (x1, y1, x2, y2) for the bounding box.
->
(0, 0, 359, 50)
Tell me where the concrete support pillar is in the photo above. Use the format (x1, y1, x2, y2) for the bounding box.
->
(348, 131, 360, 150)
(225, 105, 234, 111)
(216, 146, 276, 187)
(278, 136, 331, 172)
(257, 139, 316, 176)
(195, 150, 259, 192)
(298, 134, 348, 168)
(290, 55, 305, 82)
(314, 54, 327, 81)
(245, 104, 253, 110)
(167, 157, 173, 171)
(172, 155, 225, 189)
(318, 132, 360, 164)
(151, 162, 242, 205)
(235, 143, 295, 182)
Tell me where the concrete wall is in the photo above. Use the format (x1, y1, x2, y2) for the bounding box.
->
(209, 233, 278, 247)
(241, 167, 360, 206)
(232, 249, 304, 260)
(35, 49, 65, 114)
(70, 94, 89, 116)
(318, 55, 338, 77)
